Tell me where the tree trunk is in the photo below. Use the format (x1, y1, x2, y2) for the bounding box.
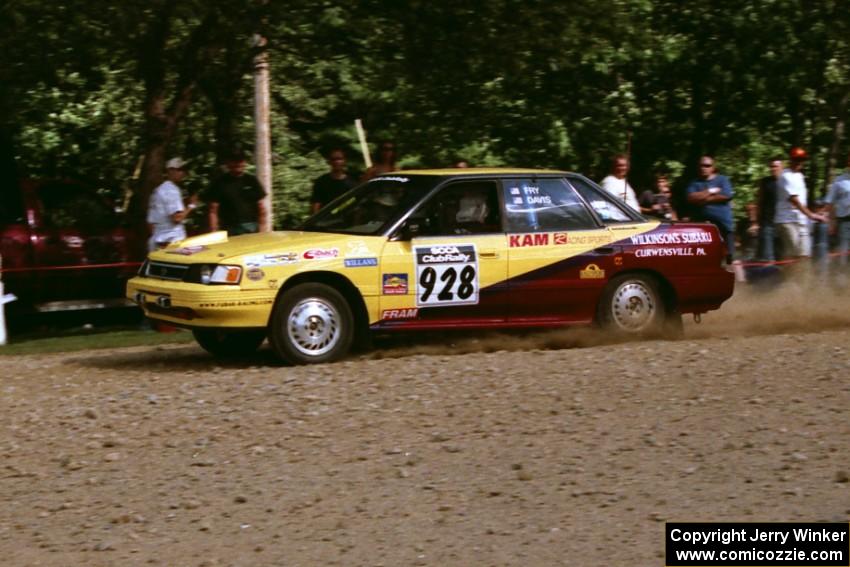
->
(824, 91, 849, 193)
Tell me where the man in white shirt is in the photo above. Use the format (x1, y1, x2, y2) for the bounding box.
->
(773, 147, 827, 258)
(599, 154, 640, 212)
(147, 157, 196, 251)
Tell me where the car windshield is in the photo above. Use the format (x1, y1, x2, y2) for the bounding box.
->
(300, 175, 435, 235)
(566, 174, 645, 224)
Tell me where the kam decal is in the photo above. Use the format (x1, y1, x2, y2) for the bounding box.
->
(303, 248, 339, 260)
(344, 257, 379, 268)
(382, 273, 408, 295)
(414, 244, 479, 307)
(509, 233, 549, 247)
(381, 308, 419, 320)
(579, 264, 606, 279)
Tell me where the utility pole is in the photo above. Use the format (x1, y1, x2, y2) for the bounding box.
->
(254, 33, 272, 231)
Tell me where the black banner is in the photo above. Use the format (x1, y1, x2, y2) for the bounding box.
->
(666, 523, 849, 566)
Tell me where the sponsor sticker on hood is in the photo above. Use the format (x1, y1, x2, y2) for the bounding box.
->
(303, 248, 339, 260)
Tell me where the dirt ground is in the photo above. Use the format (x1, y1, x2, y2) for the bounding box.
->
(2, 283, 850, 566)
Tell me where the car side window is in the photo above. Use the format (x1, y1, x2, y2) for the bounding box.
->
(408, 180, 502, 237)
(503, 177, 597, 232)
(567, 175, 643, 223)
(40, 183, 117, 230)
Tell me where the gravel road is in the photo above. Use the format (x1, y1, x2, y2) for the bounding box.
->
(2, 284, 850, 566)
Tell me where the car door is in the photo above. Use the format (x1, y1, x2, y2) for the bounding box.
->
(378, 179, 508, 328)
(504, 176, 619, 323)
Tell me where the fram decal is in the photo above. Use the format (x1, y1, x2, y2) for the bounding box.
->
(509, 233, 549, 247)
(381, 308, 418, 320)
(579, 264, 606, 279)
(382, 273, 408, 295)
(303, 248, 339, 260)
(630, 231, 713, 245)
(344, 257, 378, 268)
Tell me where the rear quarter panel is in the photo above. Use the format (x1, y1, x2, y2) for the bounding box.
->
(614, 221, 734, 313)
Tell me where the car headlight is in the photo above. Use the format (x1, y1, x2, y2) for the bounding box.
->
(194, 264, 242, 284)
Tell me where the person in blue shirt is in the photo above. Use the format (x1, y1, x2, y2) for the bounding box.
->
(686, 155, 735, 261)
(825, 151, 850, 276)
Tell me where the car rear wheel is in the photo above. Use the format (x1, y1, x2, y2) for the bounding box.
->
(192, 329, 266, 358)
(597, 273, 667, 336)
(269, 283, 354, 365)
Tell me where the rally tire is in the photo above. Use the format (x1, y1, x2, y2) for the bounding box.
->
(597, 273, 667, 336)
(192, 329, 266, 358)
(269, 283, 354, 365)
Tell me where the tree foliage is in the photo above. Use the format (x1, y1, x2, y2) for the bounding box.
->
(1, 0, 848, 227)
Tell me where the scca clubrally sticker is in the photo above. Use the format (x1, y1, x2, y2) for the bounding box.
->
(413, 244, 479, 307)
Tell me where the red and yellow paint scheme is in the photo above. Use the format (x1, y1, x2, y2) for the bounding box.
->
(127, 169, 734, 364)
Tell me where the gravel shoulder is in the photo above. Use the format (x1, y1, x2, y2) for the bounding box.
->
(2, 286, 850, 566)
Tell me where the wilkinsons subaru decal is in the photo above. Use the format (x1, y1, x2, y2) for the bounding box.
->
(629, 229, 713, 258)
(629, 230, 713, 245)
(414, 244, 479, 307)
(303, 248, 339, 260)
(344, 257, 378, 268)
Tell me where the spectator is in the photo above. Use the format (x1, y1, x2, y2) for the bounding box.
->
(824, 150, 850, 276)
(310, 147, 356, 214)
(752, 156, 783, 261)
(361, 140, 398, 181)
(206, 149, 268, 235)
(599, 154, 640, 211)
(147, 157, 197, 251)
(774, 147, 826, 259)
(452, 157, 470, 168)
(686, 156, 735, 260)
(639, 173, 678, 220)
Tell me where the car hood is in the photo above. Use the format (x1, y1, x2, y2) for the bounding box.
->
(148, 231, 382, 265)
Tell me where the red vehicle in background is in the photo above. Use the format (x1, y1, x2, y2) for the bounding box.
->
(0, 179, 146, 316)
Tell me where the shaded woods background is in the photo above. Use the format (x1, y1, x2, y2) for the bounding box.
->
(1, 0, 848, 228)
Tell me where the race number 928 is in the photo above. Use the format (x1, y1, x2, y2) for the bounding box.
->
(414, 244, 479, 307)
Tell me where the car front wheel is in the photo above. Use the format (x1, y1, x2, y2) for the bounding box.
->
(597, 273, 667, 336)
(269, 283, 354, 365)
(192, 329, 267, 358)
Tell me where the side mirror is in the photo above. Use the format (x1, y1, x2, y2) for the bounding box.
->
(394, 220, 423, 241)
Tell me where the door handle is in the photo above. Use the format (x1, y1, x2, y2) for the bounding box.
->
(594, 247, 615, 254)
(480, 249, 499, 258)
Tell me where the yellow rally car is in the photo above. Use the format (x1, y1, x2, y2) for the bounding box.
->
(127, 169, 734, 364)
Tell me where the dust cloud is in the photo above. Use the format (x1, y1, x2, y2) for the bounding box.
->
(368, 280, 850, 360)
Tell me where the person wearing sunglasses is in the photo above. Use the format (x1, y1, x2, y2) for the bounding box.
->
(686, 156, 735, 261)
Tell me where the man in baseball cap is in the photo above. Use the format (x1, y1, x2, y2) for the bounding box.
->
(774, 147, 826, 261)
(147, 156, 197, 251)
